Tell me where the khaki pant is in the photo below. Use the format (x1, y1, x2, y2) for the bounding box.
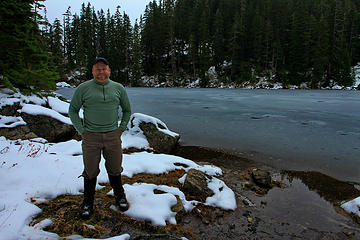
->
(81, 129, 123, 179)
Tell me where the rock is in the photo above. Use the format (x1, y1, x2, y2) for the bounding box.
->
(251, 169, 272, 188)
(182, 169, 214, 202)
(244, 181, 253, 189)
(139, 122, 179, 154)
(20, 112, 76, 142)
(0, 102, 21, 116)
(0, 125, 38, 140)
(171, 196, 186, 223)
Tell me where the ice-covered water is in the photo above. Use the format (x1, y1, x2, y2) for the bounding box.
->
(57, 87, 360, 183)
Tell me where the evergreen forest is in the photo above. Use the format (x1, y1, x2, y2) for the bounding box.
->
(1, 0, 360, 91)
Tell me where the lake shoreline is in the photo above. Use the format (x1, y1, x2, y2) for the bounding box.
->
(172, 144, 360, 237)
(57, 87, 360, 185)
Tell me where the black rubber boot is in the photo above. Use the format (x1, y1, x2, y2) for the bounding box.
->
(108, 174, 129, 211)
(80, 177, 97, 219)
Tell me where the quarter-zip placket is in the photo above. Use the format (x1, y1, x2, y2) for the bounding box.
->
(102, 85, 105, 101)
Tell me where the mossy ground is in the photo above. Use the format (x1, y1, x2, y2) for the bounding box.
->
(31, 169, 197, 239)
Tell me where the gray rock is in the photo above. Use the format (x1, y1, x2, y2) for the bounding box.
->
(182, 169, 214, 202)
(0, 126, 38, 140)
(139, 122, 179, 154)
(0, 102, 21, 116)
(20, 112, 76, 142)
(251, 169, 272, 188)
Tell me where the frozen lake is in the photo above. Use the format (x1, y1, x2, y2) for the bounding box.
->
(57, 87, 360, 183)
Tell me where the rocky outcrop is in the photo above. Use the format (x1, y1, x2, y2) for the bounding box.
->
(0, 125, 38, 140)
(19, 112, 76, 142)
(0, 102, 37, 140)
(182, 169, 214, 202)
(139, 122, 180, 154)
(0, 102, 21, 116)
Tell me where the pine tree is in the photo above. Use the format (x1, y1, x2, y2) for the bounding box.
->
(311, 14, 330, 88)
(198, 0, 212, 87)
(213, 8, 226, 68)
(231, 11, 249, 84)
(130, 21, 143, 86)
(163, 0, 178, 85)
(63, 7, 75, 70)
(49, 19, 65, 80)
(122, 13, 133, 85)
(105, 9, 116, 68)
(329, 0, 353, 87)
(96, 9, 107, 58)
(287, 0, 310, 85)
(0, 0, 58, 92)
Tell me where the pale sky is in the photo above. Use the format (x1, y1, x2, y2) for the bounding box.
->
(43, 0, 152, 24)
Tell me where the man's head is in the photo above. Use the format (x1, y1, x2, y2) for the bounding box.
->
(92, 57, 111, 82)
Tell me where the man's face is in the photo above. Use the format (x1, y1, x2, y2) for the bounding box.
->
(92, 62, 111, 82)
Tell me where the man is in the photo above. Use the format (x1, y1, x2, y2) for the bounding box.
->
(69, 57, 131, 219)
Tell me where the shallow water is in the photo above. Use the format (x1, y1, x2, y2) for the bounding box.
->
(57, 87, 360, 183)
(175, 145, 360, 239)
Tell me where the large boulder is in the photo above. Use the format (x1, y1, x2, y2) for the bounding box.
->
(139, 122, 179, 154)
(182, 169, 214, 202)
(20, 112, 76, 142)
(128, 113, 180, 154)
(0, 102, 38, 140)
(0, 125, 38, 140)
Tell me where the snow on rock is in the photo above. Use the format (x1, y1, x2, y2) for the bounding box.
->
(273, 83, 283, 89)
(353, 63, 360, 89)
(0, 89, 46, 108)
(19, 104, 73, 125)
(47, 96, 69, 114)
(341, 196, 360, 217)
(206, 177, 236, 210)
(332, 85, 343, 90)
(47, 96, 83, 118)
(0, 97, 20, 108)
(121, 152, 222, 178)
(19, 94, 47, 106)
(187, 79, 200, 88)
(206, 66, 219, 87)
(56, 82, 71, 88)
(122, 113, 179, 151)
(0, 115, 26, 128)
(130, 113, 179, 138)
(120, 183, 178, 226)
(109, 183, 198, 226)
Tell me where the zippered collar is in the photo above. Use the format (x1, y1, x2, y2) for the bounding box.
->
(94, 79, 110, 86)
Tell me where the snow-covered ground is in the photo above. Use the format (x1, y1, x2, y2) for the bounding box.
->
(0, 89, 236, 239)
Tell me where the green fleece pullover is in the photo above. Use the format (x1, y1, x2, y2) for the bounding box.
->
(68, 79, 131, 134)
